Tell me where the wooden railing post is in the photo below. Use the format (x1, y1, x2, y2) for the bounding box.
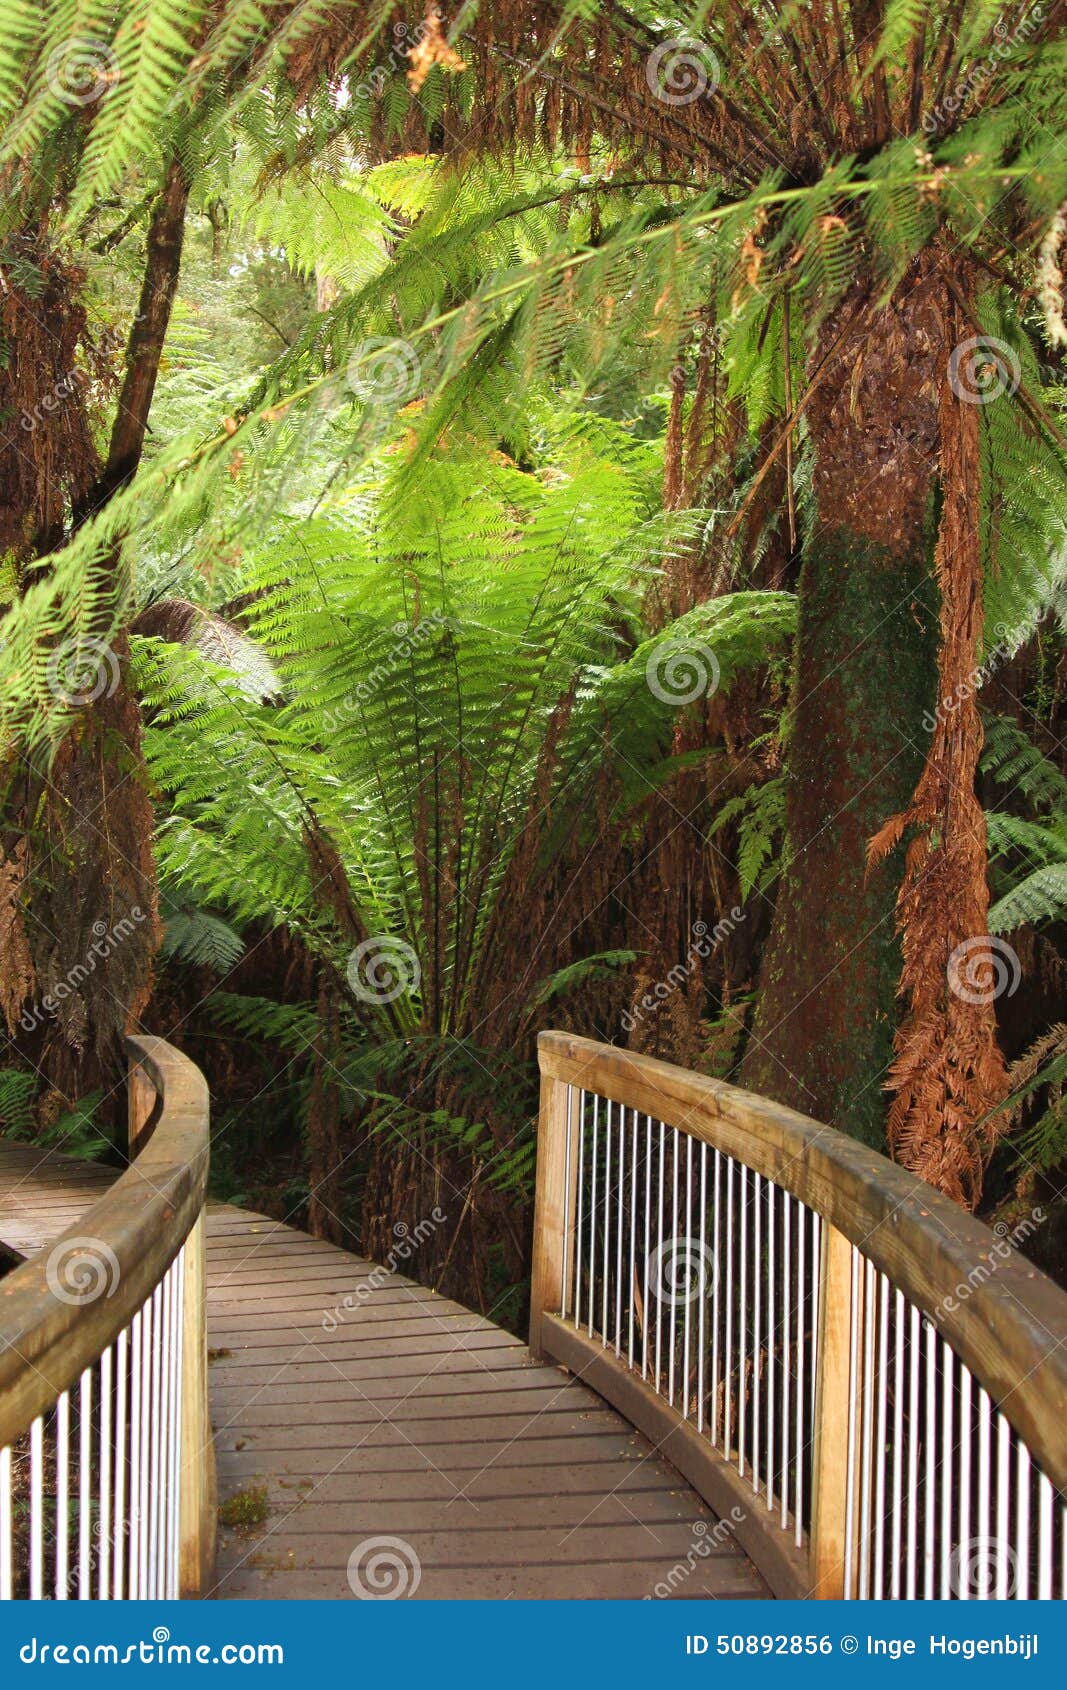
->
(179, 1212, 216, 1595)
(809, 1222, 859, 1598)
(528, 1061, 575, 1362)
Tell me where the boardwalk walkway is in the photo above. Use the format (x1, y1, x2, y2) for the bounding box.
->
(0, 1139, 768, 1600)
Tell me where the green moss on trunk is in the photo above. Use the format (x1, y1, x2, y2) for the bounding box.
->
(741, 523, 939, 1147)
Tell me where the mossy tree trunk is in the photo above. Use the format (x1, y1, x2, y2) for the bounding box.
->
(741, 269, 945, 1147)
(0, 162, 189, 1100)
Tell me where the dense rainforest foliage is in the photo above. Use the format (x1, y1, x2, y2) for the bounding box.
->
(0, 0, 1064, 1323)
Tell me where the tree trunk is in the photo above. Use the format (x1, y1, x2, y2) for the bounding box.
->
(741, 268, 945, 1146)
(5, 162, 191, 1098)
(80, 158, 190, 514)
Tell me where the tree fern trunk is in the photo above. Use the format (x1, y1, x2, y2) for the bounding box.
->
(741, 272, 943, 1147)
(6, 163, 190, 1098)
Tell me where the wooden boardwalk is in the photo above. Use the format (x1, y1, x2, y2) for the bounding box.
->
(0, 1139, 768, 1601)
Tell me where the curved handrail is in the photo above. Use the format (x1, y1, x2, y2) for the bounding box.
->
(0, 1036, 208, 1449)
(536, 1031, 1067, 1493)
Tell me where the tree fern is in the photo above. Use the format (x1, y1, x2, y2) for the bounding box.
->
(989, 864, 1067, 934)
(708, 774, 787, 901)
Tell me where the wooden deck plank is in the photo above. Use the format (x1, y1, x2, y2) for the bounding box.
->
(0, 1138, 771, 1602)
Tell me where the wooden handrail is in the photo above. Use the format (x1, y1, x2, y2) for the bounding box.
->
(0, 1034, 215, 1595)
(536, 1031, 1067, 1496)
(533, 1031, 1067, 1600)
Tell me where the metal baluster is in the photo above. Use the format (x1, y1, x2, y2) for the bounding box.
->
(129, 1308, 142, 1597)
(976, 1386, 992, 1599)
(810, 1213, 820, 1429)
(906, 1305, 920, 1599)
(724, 1156, 734, 1458)
(738, 1163, 746, 1470)
(602, 1101, 612, 1346)
(923, 1318, 936, 1600)
(642, 1115, 651, 1380)
(30, 1414, 43, 1600)
(996, 1414, 1011, 1599)
(147, 1289, 161, 1597)
(628, 1109, 637, 1369)
(697, 1142, 707, 1435)
(939, 1343, 954, 1599)
(873, 1273, 888, 1593)
(795, 1206, 808, 1546)
(958, 1361, 972, 1601)
(766, 1181, 775, 1511)
(710, 1149, 721, 1446)
(615, 1105, 624, 1358)
(668, 1127, 679, 1408)
(843, 1248, 861, 1600)
(1016, 1441, 1031, 1599)
(156, 1277, 171, 1596)
(55, 1391, 70, 1599)
(588, 1095, 598, 1338)
(99, 1346, 112, 1599)
(891, 1290, 904, 1601)
(78, 1368, 92, 1599)
(655, 1120, 665, 1392)
(113, 1326, 128, 1599)
(781, 1195, 792, 1529)
(561, 1086, 573, 1323)
(682, 1134, 693, 1418)
(753, 1172, 762, 1497)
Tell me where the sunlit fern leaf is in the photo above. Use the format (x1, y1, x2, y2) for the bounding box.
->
(159, 907, 246, 974)
(988, 863, 1067, 933)
(524, 950, 639, 1013)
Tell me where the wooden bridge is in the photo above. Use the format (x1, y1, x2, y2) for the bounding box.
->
(0, 1032, 1064, 1601)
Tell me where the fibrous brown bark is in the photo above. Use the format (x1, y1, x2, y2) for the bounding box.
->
(5, 161, 190, 1096)
(868, 291, 1009, 1207)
